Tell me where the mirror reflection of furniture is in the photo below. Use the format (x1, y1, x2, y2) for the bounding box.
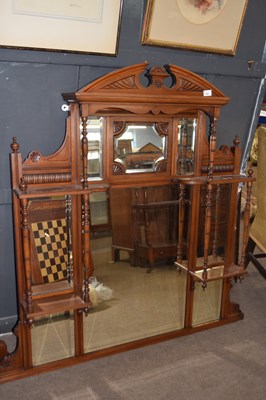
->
(132, 185, 179, 271)
(244, 125, 266, 279)
(116, 138, 133, 156)
(3, 63, 254, 382)
(114, 123, 166, 172)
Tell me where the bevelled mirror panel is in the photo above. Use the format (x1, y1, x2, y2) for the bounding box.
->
(177, 117, 197, 175)
(83, 236, 187, 353)
(113, 122, 167, 174)
(31, 311, 75, 366)
(80, 117, 104, 180)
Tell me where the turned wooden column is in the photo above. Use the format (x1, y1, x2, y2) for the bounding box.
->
(82, 193, 93, 309)
(19, 180, 33, 313)
(177, 183, 185, 264)
(81, 116, 88, 189)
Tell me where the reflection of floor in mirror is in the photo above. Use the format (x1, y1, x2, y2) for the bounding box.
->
(30, 236, 222, 366)
(84, 236, 187, 353)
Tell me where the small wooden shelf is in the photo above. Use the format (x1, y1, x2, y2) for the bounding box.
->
(173, 174, 255, 186)
(14, 183, 109, 199)
(21, 294, 92, 319)
(176, 262, 245, 283)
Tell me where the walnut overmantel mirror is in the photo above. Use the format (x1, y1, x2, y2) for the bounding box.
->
(1, 62, 254, 382)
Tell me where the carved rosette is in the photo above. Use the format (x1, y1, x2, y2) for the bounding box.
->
(113, 121, 127, 136)
(113, 161, 125, 175)
(29, 151, 41, 163)
(155, 122, 169, 136)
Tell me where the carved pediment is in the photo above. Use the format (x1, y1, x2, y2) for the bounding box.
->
(72, 62, 228, 101)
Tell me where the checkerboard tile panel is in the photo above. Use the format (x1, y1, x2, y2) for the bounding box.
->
(31, 219, 69, 284)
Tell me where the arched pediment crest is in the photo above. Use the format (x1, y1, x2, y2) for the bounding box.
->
(76, 62, 228, 102)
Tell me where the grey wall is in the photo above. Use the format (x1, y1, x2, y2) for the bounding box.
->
(0, 0, 266, 332)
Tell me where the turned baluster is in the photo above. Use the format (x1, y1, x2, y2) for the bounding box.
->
(19, 181, 32, 311)
(65, 195, 73, 283)
(208, 117, 217, 179)
(212, 184, 221, 261)
(81, 116, 88, 189)
(82, 193, 92, 306)
(180, 119, 188, 175)
(201, 117, 217, 287)
(202, 181, 213, 288)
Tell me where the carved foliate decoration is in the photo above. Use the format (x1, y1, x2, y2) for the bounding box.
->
(104, 75, 137, 90)
(175, 78, 203, 92)
(219, 145, 233, 157)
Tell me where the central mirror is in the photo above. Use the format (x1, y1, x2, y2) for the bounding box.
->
(114, 123, 167, 173)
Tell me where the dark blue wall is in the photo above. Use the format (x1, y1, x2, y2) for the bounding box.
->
(0, 0, 265, 332)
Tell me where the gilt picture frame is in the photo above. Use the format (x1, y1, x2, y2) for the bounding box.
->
(0, 0, 123, 55)
(141, 0, 248, 55)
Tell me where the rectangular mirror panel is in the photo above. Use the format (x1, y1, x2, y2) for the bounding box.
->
(177, 117, 197, 175)
(192, 279, 223, 326)
(83, 236, 187, 353)
(113, 123, 167, 174)
(81, 117, 103, 180)
(31, 311, 75, 366)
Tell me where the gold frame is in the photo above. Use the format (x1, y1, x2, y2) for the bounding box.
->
(0, 0, 123, 55)
(141, 0, 248, 55)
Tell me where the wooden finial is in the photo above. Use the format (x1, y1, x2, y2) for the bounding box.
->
(233, 135, 240, 147)
(11, 137, 19, 153)
(248, 168, 254, 178)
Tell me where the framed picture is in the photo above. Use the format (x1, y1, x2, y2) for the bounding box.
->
(141, 0, 248, 55)
(0, 0, 123, 55)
